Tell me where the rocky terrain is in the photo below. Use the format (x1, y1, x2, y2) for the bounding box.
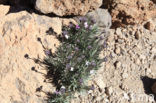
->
(0, 0, 156, 103)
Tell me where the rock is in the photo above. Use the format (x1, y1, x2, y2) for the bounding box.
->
(122, 72, 128, 79)
(0, 5, 10, 18)
(116, 28, 122, 37)
(152, 82, 156, 94)
(107, 29, 115, 42)
(144, 21, 155, 31)
(95, 96, 102, 101)
(115, 47, 120, 54)
(35, 0, 102, 16)
(135, 58, 140, 65)
(145, 68, 151, 74)
(87, 8, 112, 28)
(139, 54, 146, 63)
(128, 92, 134, 102)
(134, 31, 140, 40)
(105, 0, 156, 26)
(105, 87, 113, 96)
(104, 98, 109, 103)
(32, 13, 63, 35)
(0, 10, 74, 103)
(123, 92, 130, 100)
(94, 77, 106, 90)
(151, 47, 156, 53)
(114, 61, 121, 68)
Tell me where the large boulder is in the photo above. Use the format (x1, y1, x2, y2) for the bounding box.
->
(87, 8, 112, 28)
(0, 5, 75, 103)
(35, 0, 102, 16)
(103, 0, 156, 26)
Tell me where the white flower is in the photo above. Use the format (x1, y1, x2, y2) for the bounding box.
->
(85, 61, 90, 66)
(70, 67, 74, 71)
(84, 22, 88, 28)
(61, 86, 65, 89)
(90, 70, 95, 74)
(65, 35, 69, 39)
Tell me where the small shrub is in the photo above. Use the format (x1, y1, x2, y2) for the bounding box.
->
(43, 16, 106, 103)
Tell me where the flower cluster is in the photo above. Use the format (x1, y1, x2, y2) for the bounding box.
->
(44, 16, 106, 103)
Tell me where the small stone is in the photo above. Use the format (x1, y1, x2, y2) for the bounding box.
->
(96, 96, 101, 101)
(114, 35, 118, 41)
(151, 47, 156, 53)
(153, 54, 156, 60)
(88, 90, 93, 94)
(87, 8, 112, 28)
(104, 98, 109, 103)
(116, 28, 122, 38)
(105, 87, 113, 96)
(122, 72, 128, 79)
(152, 83, 156, 94)
(114, 61, 121, 68)
(74, 92, 79, 98)
(107, 35, 114, 42)
(135, 31, 140, 39)
(115, 47, 120, 54)
(117, 39, 124, 44)
(139, 54, 146, 61)
(123, 92, 130, 100)
(145, 68, 151, 74)
(128, 92, 134, 102)
(107, 31, 114, 42)
(144, 21, 155, 31)
(95, 78, 106, 89)
(135, 59, 140, 65)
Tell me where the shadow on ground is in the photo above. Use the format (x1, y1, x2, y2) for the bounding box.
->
(141, 76, 156, 101)
(24, 36, 65, 101)
(0, 0, 76, 18)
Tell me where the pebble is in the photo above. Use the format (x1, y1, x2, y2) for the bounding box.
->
(130, 30, 135, 35)
(151, 47, 156, 53)
(105, 87, 113, 96)
(122, 72, 128, 79)
(96, 96, 101, 101)
(88, 90, 93, 94)
(135, 58, 140, 65)
(95, 78, 106, 90)
(107, 31, 114, 42)
(74, 92, 79, 98)
(123, 92, 130, 100)
(116, 28, 122, 38)
(114, 61, 121, 68)
(117, 39, 124, 44)
(144, 21, 155, 31)
(135, 31, 140, 39)
(104, 98, 109, 103)
(139, 55, 146, 63)
(114, 35, 118, 41)
(115, 47, 121, 54)
(145, 68, 151, 74)
(128, 92, 135, 102)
